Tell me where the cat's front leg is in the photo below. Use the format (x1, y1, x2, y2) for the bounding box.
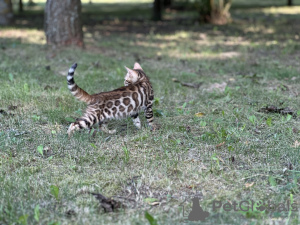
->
(131, 113, 141, 129)
(67, 123, 80, 137)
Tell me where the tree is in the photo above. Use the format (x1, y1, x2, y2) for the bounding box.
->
(0, 0, 13, 25)
(163, 0, 172, 8)
(44, 0, 83, 47)
(287, 0, 292, 6)
(152, 0, 162, 21)
(196, 0, 232, 25)
(152, 0, 172, 21)
(19, 0, 23, 13)
(28, 0, 36, 6)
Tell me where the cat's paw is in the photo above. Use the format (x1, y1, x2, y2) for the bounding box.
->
(67, 123, 79, 137)
(108, 129, 116, 134)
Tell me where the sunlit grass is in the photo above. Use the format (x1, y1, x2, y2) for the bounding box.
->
(0, 28, 45, 45)
(262, 6, 300, 14)
(21, 0, 152, 4)
(232, 0, 300, 8)
(237, 6, 300, 14)
(244, 26, 275, 34)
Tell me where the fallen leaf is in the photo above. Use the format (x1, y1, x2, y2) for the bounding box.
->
(217, 156, 225, 163)
(149, 202, 160, 206)
(8, 105, 17, 110)
(172, 78, 202, 89)
(186, 126, 191, 132)
(144, 198, 159, 204)
(216, 142, 225, 148)
(254, 128, 261, 134)
(243, 73, 262, 83)
(181, 82, 202, 88)
(65, 209, 76, 217)
(204, 82, 227, 93)
(259, 105, 295, 116)
(44, 85, 58, 90)
(90, 192, 124, 212)
(187, 185, 195, 189)
(151, 123, 161, 131)
(195, 112, 205, 117)
(0, 109, 8, 115)
(92, 61, 100, 68)
(292, 140, 300, 148)
(245, 182, 254, 188)
(278, 84, 289, 91)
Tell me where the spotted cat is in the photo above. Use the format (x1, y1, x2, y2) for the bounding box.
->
(66, 62, 154, 136)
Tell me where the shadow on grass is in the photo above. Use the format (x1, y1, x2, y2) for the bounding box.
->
(6, 1, 299, 49)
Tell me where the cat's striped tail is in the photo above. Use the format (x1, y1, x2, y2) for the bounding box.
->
(67, 63, 93, 104)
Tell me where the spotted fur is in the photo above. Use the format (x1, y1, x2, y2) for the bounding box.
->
(66, 62, 154, 136)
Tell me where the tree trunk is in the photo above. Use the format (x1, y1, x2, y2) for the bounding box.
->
(0, 0, 13, 25)
(163, 0, 171, 8)
(287, 0, 292, 6)
(28, 0, 35, 6)
(197, 0, 231, 24)
(19, 0, 23, 13)
(44, 0, 83, 47)
(197, 0, 211, 22)
(153, 0, 162, 21)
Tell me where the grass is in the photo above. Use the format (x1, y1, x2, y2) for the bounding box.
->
(1, 1, 300, 224)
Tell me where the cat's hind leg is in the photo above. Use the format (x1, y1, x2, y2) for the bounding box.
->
(144, 104, 154, 130)
(68, 109, 98, 137)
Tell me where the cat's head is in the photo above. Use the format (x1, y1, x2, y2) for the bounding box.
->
(124, 62, 145, 86)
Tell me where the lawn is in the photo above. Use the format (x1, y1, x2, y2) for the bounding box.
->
(1, 0, 300, 224)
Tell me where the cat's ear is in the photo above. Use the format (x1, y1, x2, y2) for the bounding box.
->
(125, 66, 132, 73)
(124, 66, 136, 78)
(133, 62, 143, 71)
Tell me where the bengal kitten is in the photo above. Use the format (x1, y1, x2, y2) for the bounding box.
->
(66, 62, 154, 136)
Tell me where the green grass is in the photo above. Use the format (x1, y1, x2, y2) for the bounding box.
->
(1, 1, 300, 225)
